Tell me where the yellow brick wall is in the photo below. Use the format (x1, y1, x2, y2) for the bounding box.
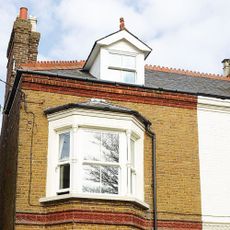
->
(15, 89, 201, 229)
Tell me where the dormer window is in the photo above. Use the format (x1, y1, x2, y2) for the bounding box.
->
(107, 52, 136, 84)
(83, 18, 152, 86)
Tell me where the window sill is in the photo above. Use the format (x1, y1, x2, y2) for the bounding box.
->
(39, 193, 149, 210)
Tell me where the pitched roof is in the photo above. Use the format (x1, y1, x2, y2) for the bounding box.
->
(21, 60, 230, 99)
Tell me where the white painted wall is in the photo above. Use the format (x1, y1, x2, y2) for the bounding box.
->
(198, 96, 230, 228)
(89, 52, 100, 79)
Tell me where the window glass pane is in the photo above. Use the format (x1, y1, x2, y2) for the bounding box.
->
(83, 131, 101, 161)
(82, 165, 100, 193)
(59, 164, 70, 189)
(110, 53, 122, 67)
(121, 71, 135, 84)
(101, 133, 119, 162)
(101, 165, 119, 194)
(59, 132, 70, 160)
(106, 69, 121, 82)
(130, 139, 135, 166)
(122, 55, 135, 69)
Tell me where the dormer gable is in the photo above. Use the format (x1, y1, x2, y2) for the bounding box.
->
(83, 18, 151, 85)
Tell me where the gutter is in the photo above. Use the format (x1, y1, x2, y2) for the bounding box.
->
(5, 69, 230, 114)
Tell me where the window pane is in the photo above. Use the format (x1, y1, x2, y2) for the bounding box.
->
(121, 71, 135, 84)
(83, 131, 101, 161)
(122, 55, 135, 69)
(59, 132, 70, 160)
(82, 165, 100, 193)
(130, 139, 135, 166)
(59, 164, 70, 189)
(101, 165, 119, 194)
(110, 53, 122, 67)
(106, 69, 121, 82)
(101, 133, 119, 162)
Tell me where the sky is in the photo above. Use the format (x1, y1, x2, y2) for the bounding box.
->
(0, 0, 230, 131)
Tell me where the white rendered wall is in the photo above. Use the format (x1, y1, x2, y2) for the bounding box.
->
(89, 52, 100, 79)
(198, 96, 230, 228)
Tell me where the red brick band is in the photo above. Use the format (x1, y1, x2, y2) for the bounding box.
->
(22, 75, 197, 110)
(16, 210, 150, 229)
(16, 211, 202, 229)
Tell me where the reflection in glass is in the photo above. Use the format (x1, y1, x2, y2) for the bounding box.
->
(121, 71, 135, 84)
(101, 165, 118, 194)
(83, 131, 119, 163)
(101, 133, 119, 162)
(82, 165, 100, 193)
(122, 55, 135, 69)
(59, 132, 70, 160)
(83, 131, 101, 161)
(59, 164, 70, 189)
(82, 164, 119, 194)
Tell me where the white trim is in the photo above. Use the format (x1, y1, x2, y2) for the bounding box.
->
(198, 96, 230, 113)
(39, 193, 149, 209)
(202, 222, 230, 230)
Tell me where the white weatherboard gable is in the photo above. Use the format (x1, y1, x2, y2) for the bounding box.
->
(198, 96, 230, 228)
(97, 30, 151, 57)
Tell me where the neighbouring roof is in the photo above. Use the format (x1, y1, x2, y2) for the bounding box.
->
(44, 98, 151, 128)
(21, 60, 230, 99)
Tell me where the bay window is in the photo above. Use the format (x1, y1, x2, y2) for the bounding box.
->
(42, 102, 147, 208)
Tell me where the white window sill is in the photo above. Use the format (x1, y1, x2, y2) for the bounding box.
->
(39, 193, 149, 210)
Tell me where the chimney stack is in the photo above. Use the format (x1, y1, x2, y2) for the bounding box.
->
(222, 59, 230, 77)
(5, 7, 40, 90)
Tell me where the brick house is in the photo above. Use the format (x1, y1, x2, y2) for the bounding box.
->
(1, 7, 230, 230)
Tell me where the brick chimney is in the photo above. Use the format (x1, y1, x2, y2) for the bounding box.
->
(222, 59, 230, 77)
(6, 7, 40, 87)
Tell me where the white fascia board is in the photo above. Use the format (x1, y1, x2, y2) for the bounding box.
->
(97, 30, 151, 57)
(47, 108, 146, 133)
(198, 96, 230, 113)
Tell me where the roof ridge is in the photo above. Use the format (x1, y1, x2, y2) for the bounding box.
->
(145, 64, 227, 80)
(21, 60, 85, 70)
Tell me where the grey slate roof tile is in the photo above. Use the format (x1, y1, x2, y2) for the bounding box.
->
(39, 68, 230, 99)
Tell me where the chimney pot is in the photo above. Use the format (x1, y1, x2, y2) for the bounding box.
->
(222, 59, 230, 77)
(120, 17, 125, 30)
(19, 7, 28, 20)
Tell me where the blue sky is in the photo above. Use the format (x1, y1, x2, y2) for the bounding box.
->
(1, 0, 230, 130)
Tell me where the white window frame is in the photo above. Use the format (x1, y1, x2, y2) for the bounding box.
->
(41, 108, 148, 208)
(107, 50, 137, 84)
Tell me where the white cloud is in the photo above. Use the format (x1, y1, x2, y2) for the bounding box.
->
(1, 0, 230, 131)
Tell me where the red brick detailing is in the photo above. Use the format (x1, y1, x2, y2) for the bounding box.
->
(16, 211, 202, 229)
(21, 60, 85, 70)
(16, 211, 151, 228)
(21, 74, 197, 110)
(145, 64, 230, 81)
(158, 220, 202, 229)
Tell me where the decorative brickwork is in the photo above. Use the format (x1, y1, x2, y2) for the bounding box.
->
(21, 74, 197, 110)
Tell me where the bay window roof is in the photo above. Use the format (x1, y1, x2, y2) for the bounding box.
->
(44, 98, 151, 129)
